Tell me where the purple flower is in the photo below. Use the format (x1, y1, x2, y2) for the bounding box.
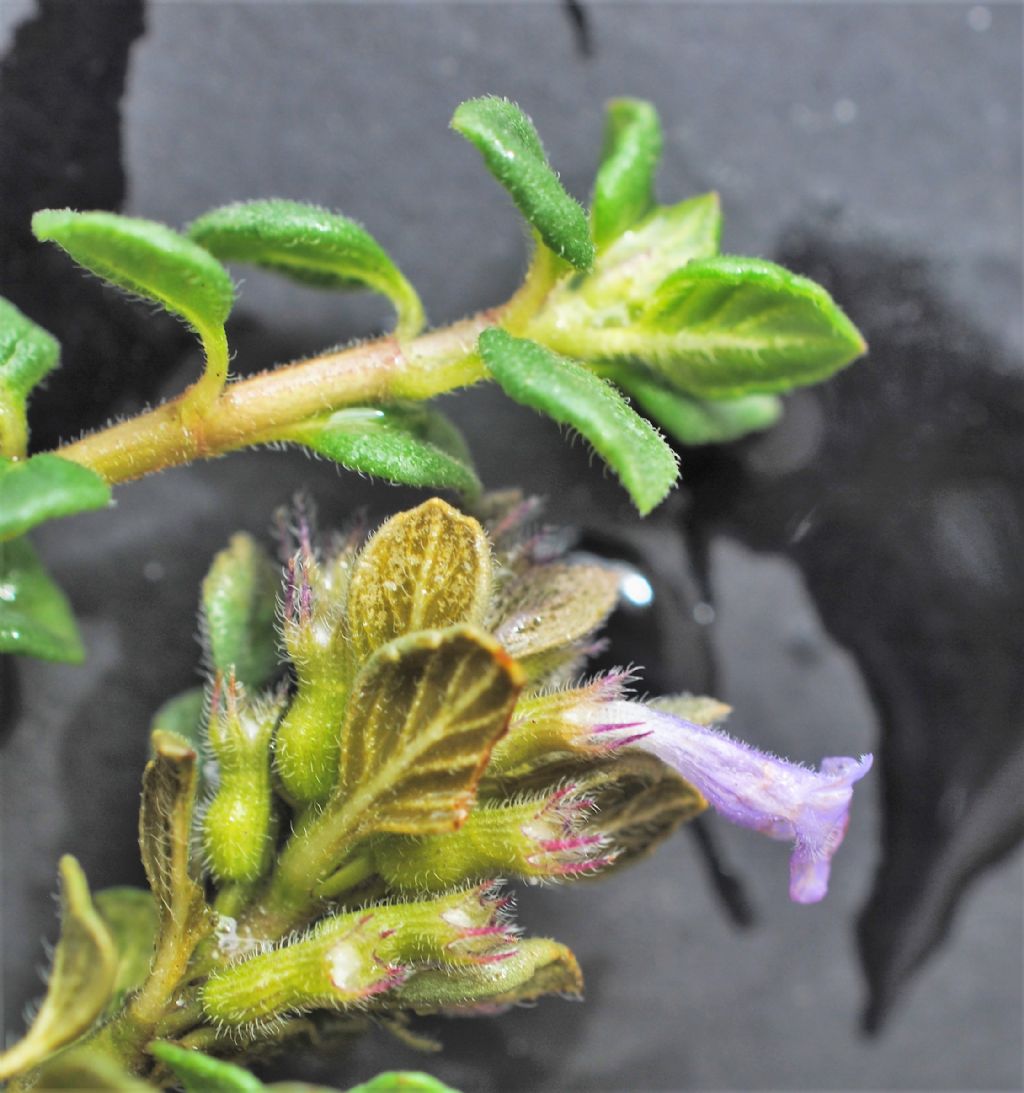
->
(576, 699, 872, 904)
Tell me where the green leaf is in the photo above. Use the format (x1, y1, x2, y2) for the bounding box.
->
(93, 887, 159, 1014)
(346, 1073, 463, 1093)
(32, 209, 234, 335)
(33, 1048, 154, 1090)
(591, 98, 663, 248)
(278, 404, 480, 499)
(150, 1042, 265, 1093)
(345, 499, 492, 667)
(0, 297, 60, 458)
(32, 210, 234, 403)
(606, 363, 782, 445)
(478, 328, 678, 516)
(0, 857, 117, 1084)
(202, 532, 280, 688)
(451, 97, 594, 271)
(0, 536, 84, 662)
(188, 200, 424, 339)
(557, 255, 866, 398)
(0, 453, 110, 540)
(330, 626, 524, 843)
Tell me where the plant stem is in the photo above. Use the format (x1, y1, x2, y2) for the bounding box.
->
(53, 309, 501, 485)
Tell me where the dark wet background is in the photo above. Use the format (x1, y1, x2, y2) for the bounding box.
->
(1, 3, 1021, 1090)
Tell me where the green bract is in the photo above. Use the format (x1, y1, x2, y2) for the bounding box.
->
(188, 199, 425, 340)
(590, 97, 663, 248)
(479, 328, 678, 516)
(452, 96, 594, 271)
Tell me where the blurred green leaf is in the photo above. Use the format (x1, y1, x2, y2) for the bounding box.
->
(150, 1042, 264, 1093)
(0, 536, 84, 662)
(591, 98, 662, 248)
(346, 1073, 463, 1093)
(93, 887, 158, 1014)
(606, 363, 782, 444)
(479, 328, 678, 516)
(32, 209, 234, 338)
(0, 453, 110, 541)
(0, 297, 60, 457)
(451, 97, 594, 271)
(202, 532, 280, 688)
(150, 687, 206, 755)
(188, 200, 424, 339)
(0, 857, 116, 1084)
(279, 404, 480, 499)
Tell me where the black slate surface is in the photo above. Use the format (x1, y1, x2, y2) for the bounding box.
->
(1, 3, 1021, 1090)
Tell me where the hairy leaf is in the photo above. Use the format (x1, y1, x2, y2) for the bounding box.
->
(32, 209, 234, 339)
(202, 532, 280, 689)
(0, 857, 116, 1084)
(93, 887, 158, 1014)
(451, 97, 594, 271)
(346, 499, 492, 666)
(0, 454, 110, 541)
(333, 626, 524, 838)
(188, 200, 424, 339)
(394, 937, 582, 1014)
(607, 364, 782, 445)
(550, 256, 865, 398)
(479, 328, 678, 516)
(150, 1042, 264, 1093)
(591, 98, 662, 248)
(279, 405, 480, 499)
(139, 731, 211, 966)
(487, 560, 621, 681)
(0, 535, 84, 662)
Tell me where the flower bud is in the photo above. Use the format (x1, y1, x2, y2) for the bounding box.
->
(373, 784, 616, 893)
(202, 675, 285, 884)
(200, 888, 517, 1028)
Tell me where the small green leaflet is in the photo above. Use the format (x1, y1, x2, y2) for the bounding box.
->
(479, 328, 678, 516)
(0, 857, 117, 1084)
(202, 532, 280, 689)
(0, 536, 84, 662)
(0, 454, 110, 541)
(591, 98, 663, 248)
(149, 1043, 264, 1093)
(150, 688, 206, 756)
(188, 200, 425, 340)
(33, 209, 234, 336)
(572, 255, 865, 398)
(575, 192, 722, 313)
(278, 404, 481, 499)
(451, 97, 594, 271)
(606, 364, 782, 445)
(0, 297, 60, 457)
